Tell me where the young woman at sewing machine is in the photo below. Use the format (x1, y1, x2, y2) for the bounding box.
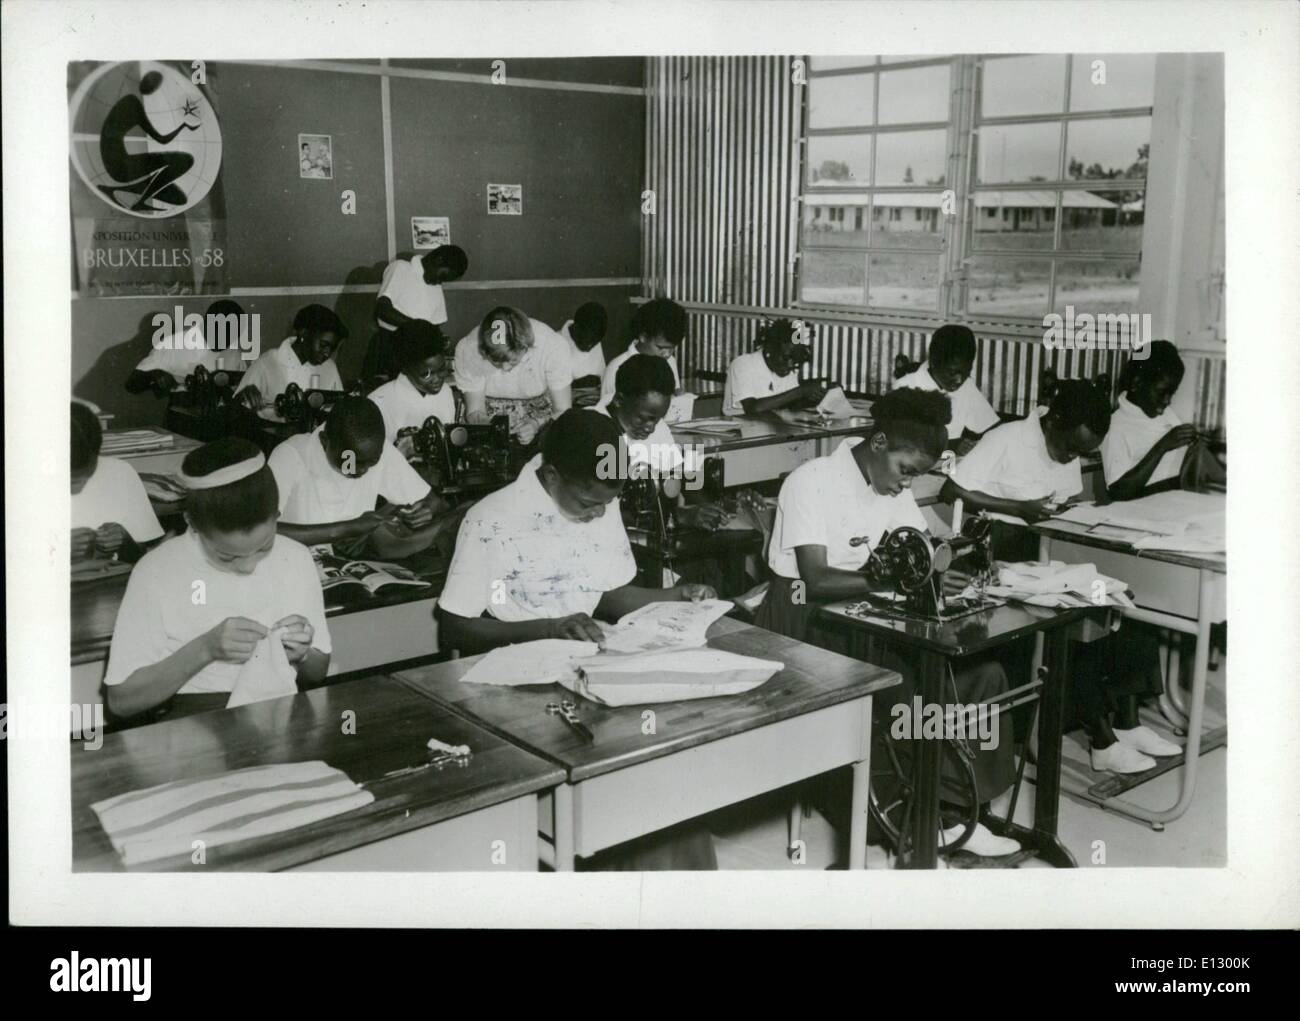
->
(892, 323, 1000, 455)
(71, 401, 164, 565)
(722, 317, 827, 417)
(941, 378, 1111, 527)
(560, 301, 608, 390)
(453, 306, 572, 449)
(235, 304, 346, 411)
(596, 353, 729, 531)
(755, 387, 1022, 858)
(366, 319, 457, 457)
(267, 396, 453, 558)
(103, 437, 331, 723)
(125, 298, 247, 396)
(437, 408, 717, 869)
(1102, 341, 1223, 500)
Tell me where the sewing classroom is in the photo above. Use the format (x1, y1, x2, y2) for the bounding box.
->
(10, 0, 1300, 945)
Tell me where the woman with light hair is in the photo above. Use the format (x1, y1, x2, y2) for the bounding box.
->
(453, 305, 572, 447)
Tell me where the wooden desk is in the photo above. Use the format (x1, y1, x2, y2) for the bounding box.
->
(395, 617, 901, 870)
(104, 427, 202, 475)
(1032, 518, 1226, 828)
(817, 599, 1109, 869)
(71, 560, 447, 709)
(72, 675, 564, 871)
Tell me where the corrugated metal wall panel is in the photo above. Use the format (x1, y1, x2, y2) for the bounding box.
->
(642, 56, 1226, 432)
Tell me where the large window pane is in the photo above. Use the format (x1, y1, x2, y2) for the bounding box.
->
(868, 252, 941, 310)
(877, 63, 950, 124)
(806, 135, 872, 186)
(972, 194, 1057, 250)
(800, 248, 867, 306)
(802, 196, 872, 243)
(1069, 54, 1156, 111)
(980, 55, 1066, 118)
(808, 73, 875, 128)
(1060, 191, 1143, 252)
(871, 197, 945, 249)
(1066, 117, 1150, 181)
(875, 129, 948, 185)
(966, 257, 1051, 317)
(977, 122, 1061, 183)
(1054, 258, 1141, 313)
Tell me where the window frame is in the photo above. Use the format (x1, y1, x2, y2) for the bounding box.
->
(794, 53, 1155, 325)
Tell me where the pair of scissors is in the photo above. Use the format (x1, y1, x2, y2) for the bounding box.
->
(546, 700, 595, 744)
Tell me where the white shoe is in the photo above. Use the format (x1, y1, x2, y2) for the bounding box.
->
(1091, 741, 1156, 774)
(1114, 724, 1181, 757)
(940, 821, 1021, 857)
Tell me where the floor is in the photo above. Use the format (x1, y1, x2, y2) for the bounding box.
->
(706, 654, 1228, 870)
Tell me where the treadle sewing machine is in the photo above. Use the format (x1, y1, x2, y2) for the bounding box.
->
(399, 414, 513, 498)
(163, 364, 249, 441)
(846, 515, 1002, 623)
(273, 380, 367, 433)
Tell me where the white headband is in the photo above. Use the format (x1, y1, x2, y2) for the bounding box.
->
(180, 453, 266, 490)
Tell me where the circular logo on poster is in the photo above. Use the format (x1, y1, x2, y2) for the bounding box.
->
(69, 61, 222, 219)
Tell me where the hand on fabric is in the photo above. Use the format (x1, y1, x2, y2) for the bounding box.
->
(546, 613, 606, 645)
(272, 615, 316, 664)
(674, 583, 718, 602)
(205, 617, 270, 665)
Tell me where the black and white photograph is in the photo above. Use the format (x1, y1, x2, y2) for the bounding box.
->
(487, 181, 523, 215)
(4, 0, 1300, 978)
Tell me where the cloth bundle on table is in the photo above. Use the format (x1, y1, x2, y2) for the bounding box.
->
(91, 760, 373, 867)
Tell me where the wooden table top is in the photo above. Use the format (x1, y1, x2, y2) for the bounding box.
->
(71, 551, 448, 665)
(1032, 518, 1226, 574)
(71, 675, 564, 872)
(818, 599, 1106, 657)
(394, 616, 901, 784)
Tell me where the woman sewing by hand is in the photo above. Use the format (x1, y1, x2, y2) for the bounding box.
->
(755, 387, 1022, 859)
(453, 306, 572, 451)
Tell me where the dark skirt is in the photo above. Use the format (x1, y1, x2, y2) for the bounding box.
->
(756, 574, 1018, 818)
(1067, 621, 1165, 726)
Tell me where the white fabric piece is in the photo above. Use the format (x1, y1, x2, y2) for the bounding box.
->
(226, 627, 298, 708)
(565, 648, 783, 707)
(978, 560, 1135, 609)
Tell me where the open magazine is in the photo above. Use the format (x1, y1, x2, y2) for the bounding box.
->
(309, 545, 431, 595)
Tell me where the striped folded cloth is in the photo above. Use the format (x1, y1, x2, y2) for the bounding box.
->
(91, 761, 374, 867)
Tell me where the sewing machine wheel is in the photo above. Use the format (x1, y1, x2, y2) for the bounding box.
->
(869, 722, 980, 862)
(882, 526, 937, 593)
(448, 425, 470, 447)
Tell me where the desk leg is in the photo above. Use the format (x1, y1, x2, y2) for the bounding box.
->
(904, 650, 944, 869)
(553, 783, 576, 872)
(1032, 629, 1078, 867)
(848, 697, 873, 869)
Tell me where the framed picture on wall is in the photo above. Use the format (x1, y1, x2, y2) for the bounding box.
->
(411, 216, 451, 249)
(487, 182, 522, 215)
(298, 133, 333, 179)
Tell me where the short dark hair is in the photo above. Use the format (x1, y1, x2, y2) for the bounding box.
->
(183, 437, 280, 533)
(424, 245, 468, 280)
(323, 396, 385, 449)
(928, 324, 976, 366)
(541, 408, 624, 484)
(615, 353, 676, 401)
(1123, 339, 1185, 394)
(757, 318, 798, 351)
(573, 302, 608, 343)
(71, 401, 102, 472)
(292, 303, 348, 340)
(206, 298, 244, 318)
(392, 319, 447, 372)
(629, 297, 687, 347)
(869, 387, 952, 461)
(1048, 379, 1112, 438)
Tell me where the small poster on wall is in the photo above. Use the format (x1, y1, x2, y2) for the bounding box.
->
(411, 216, 451, 249)
(487, 183, 522, 215)
(298, 134, 333, 179)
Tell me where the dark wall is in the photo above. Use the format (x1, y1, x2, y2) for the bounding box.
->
(72, 58, 645, 423)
